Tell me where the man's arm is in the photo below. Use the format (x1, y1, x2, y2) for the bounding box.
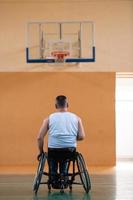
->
(77, 117, 85, 141)
(37, 118, 49, 154)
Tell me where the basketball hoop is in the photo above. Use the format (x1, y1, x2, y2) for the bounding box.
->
(51, 51, 70, 63)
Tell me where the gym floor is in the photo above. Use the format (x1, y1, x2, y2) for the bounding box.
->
(0, 162, 133, 200)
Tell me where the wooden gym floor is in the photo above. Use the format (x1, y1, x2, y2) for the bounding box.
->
(0, 162, 133, 200)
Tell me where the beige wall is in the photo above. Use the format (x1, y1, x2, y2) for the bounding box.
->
(0, 72, 115, 166)
(0, 0, 132, 71)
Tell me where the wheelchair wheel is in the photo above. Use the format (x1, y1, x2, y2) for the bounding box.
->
(79, 153, 91, 190)
(77, 153, 91, 193)
(33, 152, 47, 194)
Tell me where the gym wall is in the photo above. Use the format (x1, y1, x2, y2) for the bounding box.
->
(0, 72, 115, 166)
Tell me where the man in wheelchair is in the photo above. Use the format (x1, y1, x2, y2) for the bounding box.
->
(37, 95, 86, 190)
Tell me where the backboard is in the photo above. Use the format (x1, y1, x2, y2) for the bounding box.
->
(26, 21, 95, 63)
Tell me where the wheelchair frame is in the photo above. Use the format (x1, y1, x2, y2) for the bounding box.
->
(33, 151, 91, 194)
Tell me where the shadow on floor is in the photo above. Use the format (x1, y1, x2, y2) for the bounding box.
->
(33, 192, 91, 200)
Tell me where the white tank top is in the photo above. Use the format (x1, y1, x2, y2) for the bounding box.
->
(48, 112, 79, 148)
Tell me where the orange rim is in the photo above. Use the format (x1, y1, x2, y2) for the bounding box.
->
(51, 51, 70, 60)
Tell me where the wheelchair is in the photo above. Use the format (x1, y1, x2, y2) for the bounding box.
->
(33, 150, 91, 194)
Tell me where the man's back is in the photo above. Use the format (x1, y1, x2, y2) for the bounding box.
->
(37, 95, 85, 156)
(48, 112, 78, 148)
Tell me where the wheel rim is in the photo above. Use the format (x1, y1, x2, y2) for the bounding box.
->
(77, 153, 91, 192)
(33, 152, 47, 192)
(79, 153, 91, 190)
